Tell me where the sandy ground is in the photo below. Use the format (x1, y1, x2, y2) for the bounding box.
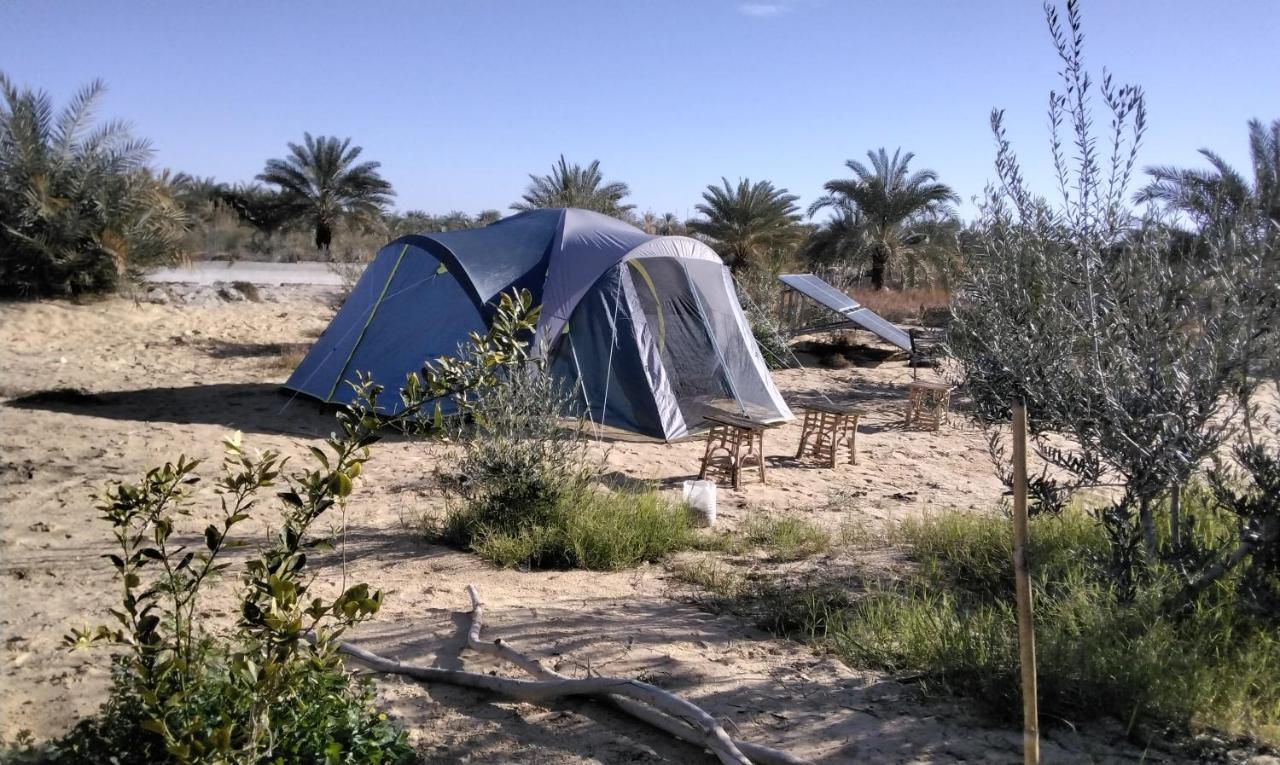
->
(0, 286, 1212, 763)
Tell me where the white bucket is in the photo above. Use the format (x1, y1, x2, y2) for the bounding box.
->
(682, 479, 717, 527)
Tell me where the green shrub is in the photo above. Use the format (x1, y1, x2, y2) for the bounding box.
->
(44, 386, 413, 764)
(741, 514, 831, 561)
(745, 508, 1280, 744)
(425, 318, 702, 571)
(445, 485, 698, 571)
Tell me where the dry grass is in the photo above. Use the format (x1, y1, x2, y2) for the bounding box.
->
(265, 345, 308, 375)
(850, 288, 950, 326)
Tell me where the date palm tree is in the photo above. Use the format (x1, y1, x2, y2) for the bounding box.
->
(512, 155, 634, 218)
(688, 178, 801, 271)
(1, 73, 189, 295)
(803, 201, 867, 268)
(258, 133, 394, 251)
(811, 148, 958, 290)
(1137, 118, 1279, 226)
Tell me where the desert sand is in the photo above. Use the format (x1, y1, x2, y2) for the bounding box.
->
(0, 286, 1204, 763)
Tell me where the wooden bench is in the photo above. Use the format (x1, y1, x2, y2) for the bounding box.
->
(698, 411, 771, 490)
(904, 381, 953, 431)
(796, 401, 865, 468)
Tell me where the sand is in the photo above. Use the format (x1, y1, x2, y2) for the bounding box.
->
(0, 286, 1207, 763)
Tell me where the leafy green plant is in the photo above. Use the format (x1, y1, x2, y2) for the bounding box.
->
(17, 288, 545, 762)
(53, 382, 410, 764)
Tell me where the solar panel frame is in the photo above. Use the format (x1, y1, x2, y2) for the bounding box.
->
(778, 273, 913, 351)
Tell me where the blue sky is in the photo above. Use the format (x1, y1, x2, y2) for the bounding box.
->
(2, 1, 1276, 219)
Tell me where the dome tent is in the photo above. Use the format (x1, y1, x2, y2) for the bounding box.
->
(285, 208, 792, 440)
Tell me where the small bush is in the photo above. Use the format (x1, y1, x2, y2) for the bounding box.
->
(734, 507, 1280, 745)
(425, 330, 702, 570)
(44, 388, 414, 764)
(740, 514, 831, 561)
(453, 486, 699, 570)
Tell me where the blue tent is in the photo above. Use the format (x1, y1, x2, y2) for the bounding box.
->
(286, 208, 791, 440)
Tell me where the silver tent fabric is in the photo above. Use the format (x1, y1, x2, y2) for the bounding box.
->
(618, 265, 689, 439)
(533, 210, 719, 352)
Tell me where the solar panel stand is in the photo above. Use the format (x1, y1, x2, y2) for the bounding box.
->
(795, 402, 864, 468)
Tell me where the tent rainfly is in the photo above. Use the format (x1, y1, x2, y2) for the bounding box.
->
(285, 208, 792, 440)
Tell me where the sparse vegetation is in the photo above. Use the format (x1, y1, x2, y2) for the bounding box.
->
(443, 486, 700, 571)
(739, 514, 831, 561)
(418, 319, 703, 570)
(42, 385, 413, 764)
(676, 503, 1280, 746)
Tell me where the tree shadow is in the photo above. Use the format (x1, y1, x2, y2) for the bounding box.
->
(599, 470, 700, 492)
(338, 589, 1160, 764)
(6, 383, 336, 437)
(197, 339, 312, 359)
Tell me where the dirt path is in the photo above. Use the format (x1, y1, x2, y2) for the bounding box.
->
(0, 288, 1183, 762)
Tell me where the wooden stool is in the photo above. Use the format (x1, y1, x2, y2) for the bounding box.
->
(698, 412, 769, 490)
(905, 381, 953, 431)
(796, 402, 865, 467)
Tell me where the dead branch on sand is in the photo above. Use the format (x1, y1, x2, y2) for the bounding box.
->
(331, 584, 811, 765)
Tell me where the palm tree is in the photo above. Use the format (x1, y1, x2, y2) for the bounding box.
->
(258, 133, 394, 251)
(0, 73, 189, 295)
(220, 183, 298, 241)
(811, 148, 959, 290)
(802, 201, 867, 268)
(1137, 118, 1279, 226)
(511, 155, 633, 218)
(688, 178, 801, 270)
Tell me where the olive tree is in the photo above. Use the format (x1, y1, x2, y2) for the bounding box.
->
(948, 0, 1277, 597)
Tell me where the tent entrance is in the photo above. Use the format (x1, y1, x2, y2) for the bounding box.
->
(625, 257, 742, 424)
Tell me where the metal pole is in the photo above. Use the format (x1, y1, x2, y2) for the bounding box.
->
(1012, 400, 1040, 765)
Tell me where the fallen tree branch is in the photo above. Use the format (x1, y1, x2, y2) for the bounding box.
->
(329, 585, 814, 765)
(462, 585, 811, 765)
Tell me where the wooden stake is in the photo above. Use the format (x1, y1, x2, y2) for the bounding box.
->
(1012, 401, 1040, 764)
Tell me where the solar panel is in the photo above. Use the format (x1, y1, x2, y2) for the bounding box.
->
(778, 273, 913, 351)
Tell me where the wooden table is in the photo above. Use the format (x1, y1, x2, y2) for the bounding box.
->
(796, 401, 865, 468)
(699, 411, 771, 490)
(904, 381, 953, 431)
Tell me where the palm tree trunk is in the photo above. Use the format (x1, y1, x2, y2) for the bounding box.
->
(869, 247, 888, 290)
(315, 219, 333, 252)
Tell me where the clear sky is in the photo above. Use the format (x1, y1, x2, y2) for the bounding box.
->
(2, 1, 1276, 219)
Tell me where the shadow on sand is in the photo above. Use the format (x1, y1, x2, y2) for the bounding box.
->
(6, 383, 338, 437)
